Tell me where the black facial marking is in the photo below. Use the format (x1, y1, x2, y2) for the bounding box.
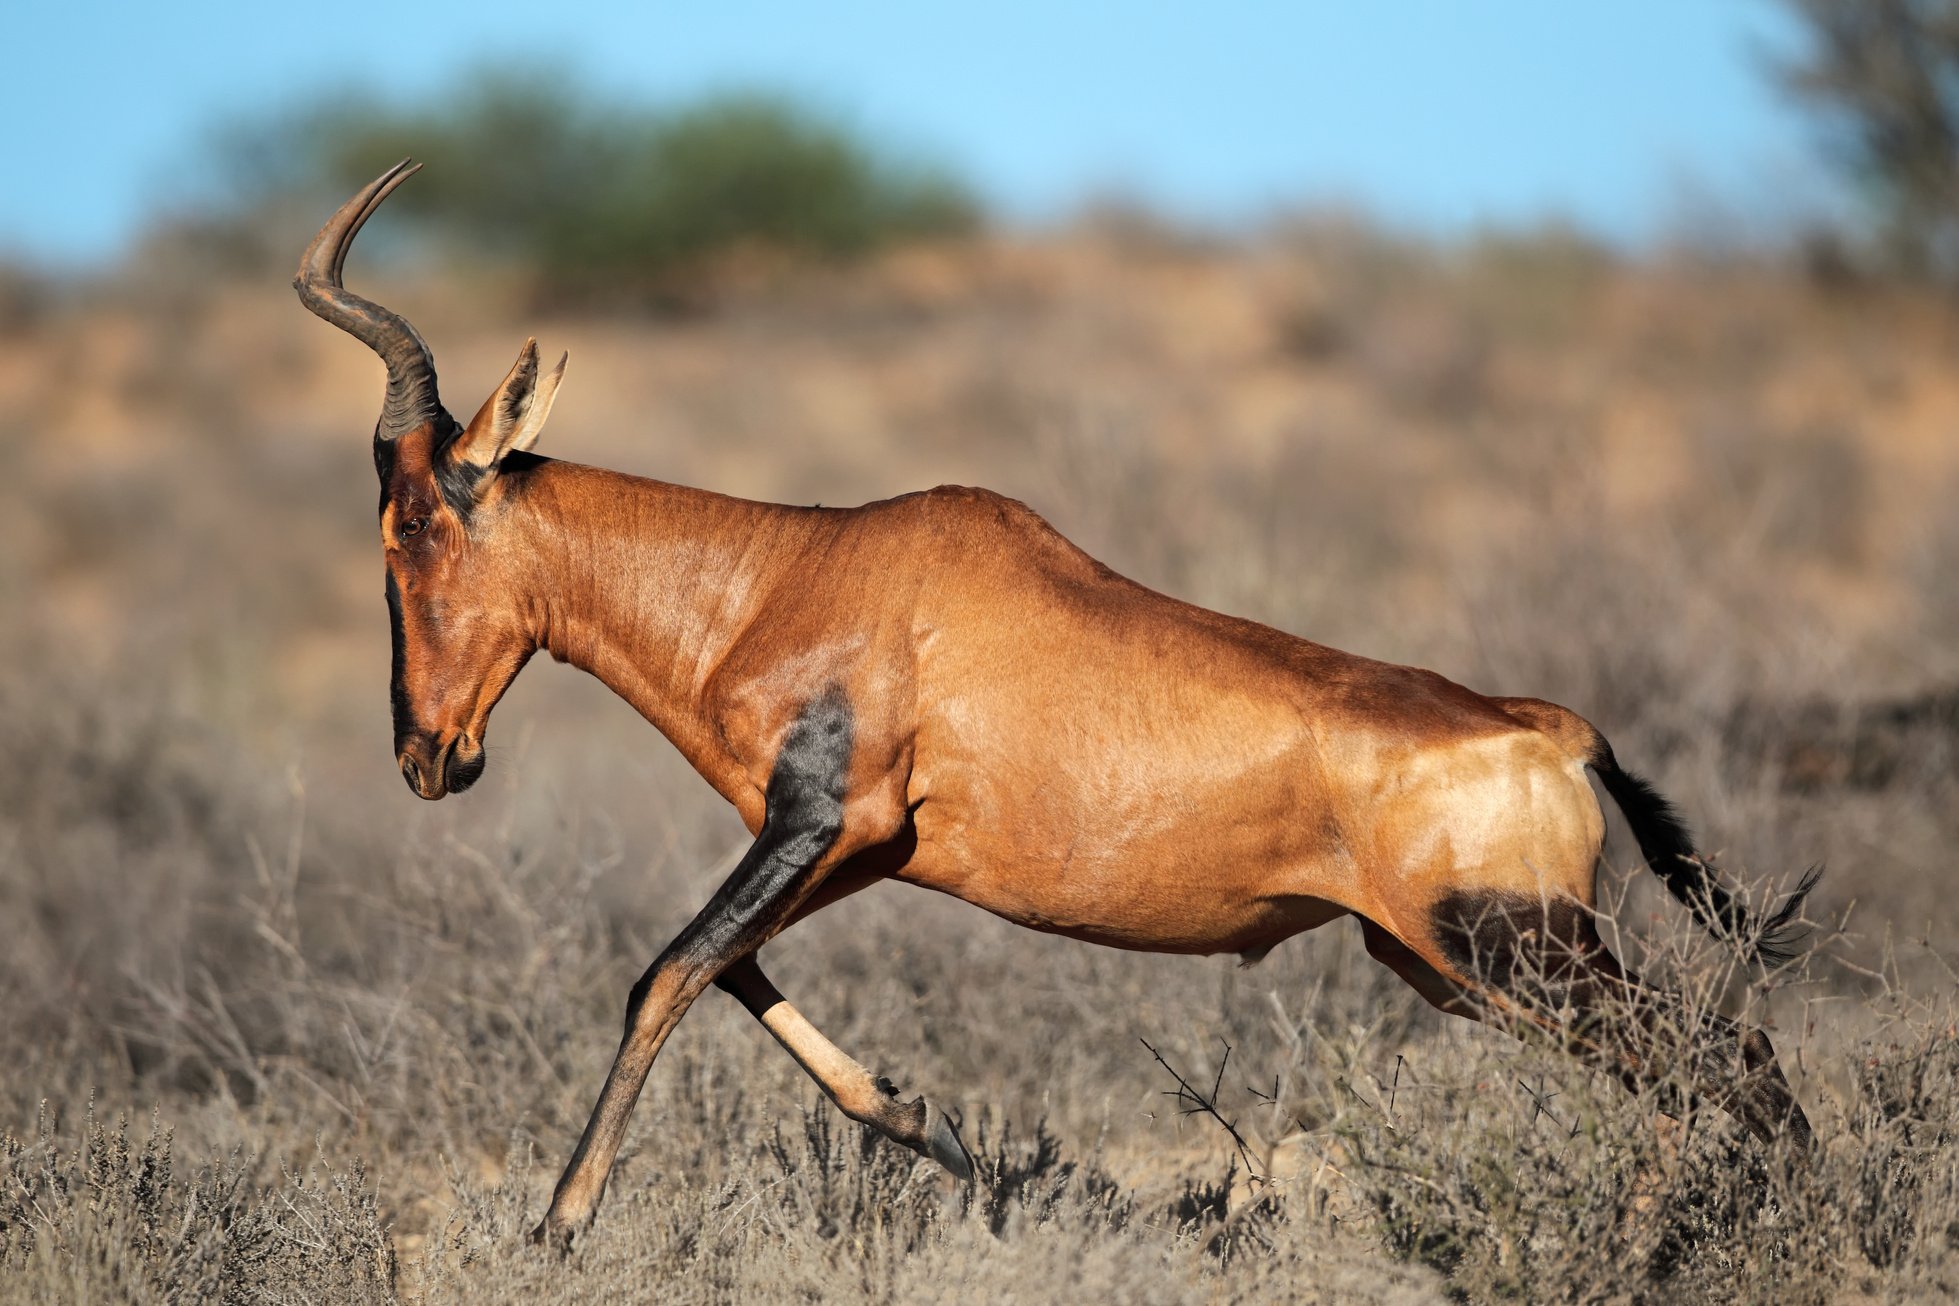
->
(384, 568, 413, 745)
(496, 450, 548, 478)
(1429, 890, 1596, 992)
(373, 437, 398, 516)
(435, 453, 486, 520)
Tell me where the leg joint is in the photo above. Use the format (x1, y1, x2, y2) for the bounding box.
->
(623, 958, 710, 1035)
(1739, 1026, 1778, 1073)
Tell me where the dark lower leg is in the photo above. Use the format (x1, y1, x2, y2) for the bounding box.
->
(1394, 904, 1813, 1152)
(1734, 1025, 1813, 1148)
(1537, 951, 1813, 1150)
(537, 964, 707, 1243)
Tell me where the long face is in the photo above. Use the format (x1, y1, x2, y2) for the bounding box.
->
(297, 161, 569, 802)
(377, 425, 537, 799)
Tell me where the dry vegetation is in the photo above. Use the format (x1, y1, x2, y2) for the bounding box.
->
(2, 218, 1957, 1302)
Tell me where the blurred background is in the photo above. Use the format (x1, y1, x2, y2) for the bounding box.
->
(3, 2, 1958, 1298)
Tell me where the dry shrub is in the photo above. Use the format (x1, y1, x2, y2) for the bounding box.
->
(2, 1104, 395, 1303)
(5, 222, 1958, 1301)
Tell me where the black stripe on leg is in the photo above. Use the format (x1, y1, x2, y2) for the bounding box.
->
(757, 685, 853, 867)
(642, 688, 855, 1002)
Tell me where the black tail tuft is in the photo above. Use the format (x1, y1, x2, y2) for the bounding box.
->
(1591, 745, 1821, 972)
(1593, 761, 1744, 941)
(1752, 865, 1824, 971)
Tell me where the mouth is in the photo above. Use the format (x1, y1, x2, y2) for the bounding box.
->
(399, 734, 486, 800)
(446, 738, 487, 793)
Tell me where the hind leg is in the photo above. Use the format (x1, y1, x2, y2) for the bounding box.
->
(1364, 899, 1812, 1149)
(1569, 943, 1813, 1150)
(1360, 918, 1473, 1016)
(1525, 935, 1812, 1149)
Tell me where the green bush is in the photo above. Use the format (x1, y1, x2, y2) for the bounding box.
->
(1774, 0, 1959, 282)
(225, 71, 978, 301)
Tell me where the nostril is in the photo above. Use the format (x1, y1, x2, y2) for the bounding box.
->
(400, 756, 420, 792)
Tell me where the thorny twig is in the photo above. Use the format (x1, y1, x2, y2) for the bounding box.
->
(1516, 1075, 1580, 1140)
(1141, 1036, 1267, 1185)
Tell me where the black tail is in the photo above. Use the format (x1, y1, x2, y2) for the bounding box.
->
(1590, 743, 1821, 971)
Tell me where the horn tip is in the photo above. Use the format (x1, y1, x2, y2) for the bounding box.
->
(376, 157, 422, 191)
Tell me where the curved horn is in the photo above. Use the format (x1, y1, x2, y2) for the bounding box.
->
(294, 159, 446, 442)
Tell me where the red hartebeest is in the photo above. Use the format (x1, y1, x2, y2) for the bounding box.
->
(296, 162, 1817, 1249)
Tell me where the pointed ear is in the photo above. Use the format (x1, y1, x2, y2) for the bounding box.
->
(449, 339, 569, 475)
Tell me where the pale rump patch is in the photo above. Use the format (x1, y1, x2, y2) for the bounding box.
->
(1368, 731, 1605, 908)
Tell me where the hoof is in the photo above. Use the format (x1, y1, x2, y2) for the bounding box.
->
(528, 1217, 575, 1258)
(917, 1100, 975, 1184)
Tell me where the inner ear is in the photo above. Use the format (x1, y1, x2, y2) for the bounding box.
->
(449, 338, 568, 477)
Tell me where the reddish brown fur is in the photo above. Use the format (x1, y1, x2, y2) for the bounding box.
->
(298, 164, 1812, 1250)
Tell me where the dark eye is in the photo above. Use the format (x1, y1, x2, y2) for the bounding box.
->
(401, 516, 429, 538)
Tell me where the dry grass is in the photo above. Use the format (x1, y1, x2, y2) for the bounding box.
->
(2, 220, 1956, 1302)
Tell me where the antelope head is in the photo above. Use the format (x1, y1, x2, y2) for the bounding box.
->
(295, 160, 567, 799)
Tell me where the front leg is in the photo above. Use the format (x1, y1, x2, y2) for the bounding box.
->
(533, 692, 856, 1248)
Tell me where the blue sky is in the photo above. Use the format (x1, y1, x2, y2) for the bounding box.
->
(6, 1, 1818, 264)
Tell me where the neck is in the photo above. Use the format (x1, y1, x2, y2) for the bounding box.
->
(501, 457, 820, 777)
